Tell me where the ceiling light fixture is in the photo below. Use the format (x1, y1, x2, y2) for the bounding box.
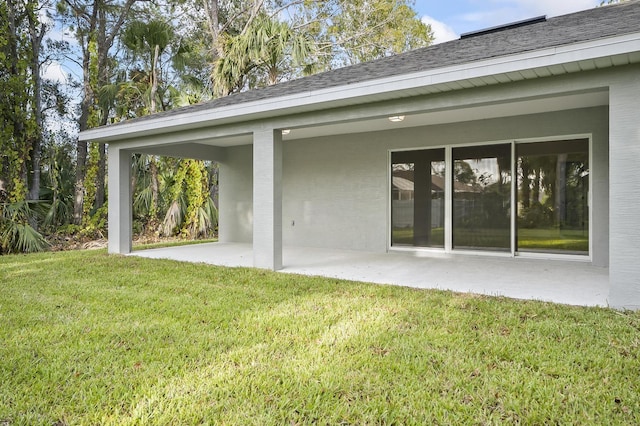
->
(388, 115, 405, 122)
(281, 129, 291, 135)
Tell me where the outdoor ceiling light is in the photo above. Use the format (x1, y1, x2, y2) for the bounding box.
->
(281, 129, 291, 135)
(388, 115, 405, 122)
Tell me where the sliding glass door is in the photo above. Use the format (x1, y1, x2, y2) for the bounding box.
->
(390, 138, 589, 257)
(452, 144, 511, 251)
(516, 139, 589, 254)
(391, 149, 445, 248)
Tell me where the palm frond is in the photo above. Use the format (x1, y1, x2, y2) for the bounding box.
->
(161, 200, 183, 237)
(1, 201, 49, 254)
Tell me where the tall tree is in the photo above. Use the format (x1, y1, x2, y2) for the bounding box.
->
(119, 18, 174, 222)
(0, 0, 50, 253)
(325, 0, 432, 66)
(26, 2, 50, 202)
(0, 0, 40, 202)
(210, 0, 432, 94)
(58, 0, 141, 224)
(213, 12, 315, 94)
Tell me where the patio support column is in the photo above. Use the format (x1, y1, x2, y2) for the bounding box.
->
(252, 128, 283, 270)
(107, 146, 132, 254)
(609, 78, 640, 310)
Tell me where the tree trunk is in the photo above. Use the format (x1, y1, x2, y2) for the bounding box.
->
(202, 0, 222, 58)
(150, 44, 160, 113)
(532, 168, 541, 203)
(71, 0, 138, 224)
(27, 12, 45, 202)
(73, 0, 99, 225)
(6, 0, 29, 200)
(150, 156, 159, 220)
(74, 48, 93, 224)
(520, 159, 530, 209)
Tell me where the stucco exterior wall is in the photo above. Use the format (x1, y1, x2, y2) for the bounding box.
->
(609, 75, 640, 309)
(220, 106, 608, 266)
(219, 144, 253, 243)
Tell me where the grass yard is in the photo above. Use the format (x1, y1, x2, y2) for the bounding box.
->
(517, 228, 589, 252)
(393, 227, 589, 253)
(132, 238, 218, 251)
(1, 250, 639, 425)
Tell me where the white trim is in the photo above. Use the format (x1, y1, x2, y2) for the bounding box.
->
(516, 251, 592, 262)
(80, 33, 640, 143)
(450, 141, 512, 254)
(512, 133, 593, 263)
(510, 141, 517, 256)
(589, 134, 593, 260)
(387, 149, 392, 253)
(513, 133, 592, 144)
(444, 146, 453, 252)
(389, 246, 591, 262)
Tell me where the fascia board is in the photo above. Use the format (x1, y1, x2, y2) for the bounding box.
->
(80, 33, 640, 143)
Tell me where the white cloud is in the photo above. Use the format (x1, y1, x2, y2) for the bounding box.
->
(41, 61, 68, 84)
(422, 15, 459, 44)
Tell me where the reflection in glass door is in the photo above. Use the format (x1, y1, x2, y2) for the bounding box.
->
(516, 139, 589, 254)
(452, 144, 511, 251)
(390, 139, 590, 257)
(391, 149, 445, 248)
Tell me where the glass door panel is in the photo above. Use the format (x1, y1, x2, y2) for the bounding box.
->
(452, 144, 511, 251)
(391, 149, 445, 248)
(516, 139, 589, 255)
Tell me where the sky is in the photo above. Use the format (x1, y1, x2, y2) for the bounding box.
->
(42, 0, 604, 83)
(415, 0, 602, 44)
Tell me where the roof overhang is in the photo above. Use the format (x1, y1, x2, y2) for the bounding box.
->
(80, 32, 640, 144)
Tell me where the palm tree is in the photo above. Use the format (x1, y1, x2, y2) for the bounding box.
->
(0, 200, 48, 254)
(121, 19, 174, 114)
(213, 13, 315, 95)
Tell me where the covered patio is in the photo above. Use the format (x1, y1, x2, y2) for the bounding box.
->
(131, 243, 609, 307)
(80, 3, 640, 309)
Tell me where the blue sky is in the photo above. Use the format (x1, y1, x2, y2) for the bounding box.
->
(414, 0, 601, 43)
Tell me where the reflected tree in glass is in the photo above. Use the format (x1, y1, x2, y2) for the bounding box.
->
(452, 144, 511, 251)
(391, 149, 445, 248)
(516, 139, 589, 254)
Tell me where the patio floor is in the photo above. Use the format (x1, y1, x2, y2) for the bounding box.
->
(131, 243, 609, 307)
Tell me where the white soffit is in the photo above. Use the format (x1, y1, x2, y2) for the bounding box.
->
(80, 33, 640, 143)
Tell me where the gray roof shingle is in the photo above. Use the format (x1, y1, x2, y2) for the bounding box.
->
(120, 1, 640, 124)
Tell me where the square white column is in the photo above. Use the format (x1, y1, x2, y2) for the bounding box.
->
(252, 129, 283, 270)
(107, 146, 132, 254)
(609, 77, 640, 310)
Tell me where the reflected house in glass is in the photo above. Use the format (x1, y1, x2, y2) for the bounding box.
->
(80, 2, 640, 309)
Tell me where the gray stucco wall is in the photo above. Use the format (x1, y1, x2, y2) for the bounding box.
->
(219, 144, 253, 243)
(609, 75, 640, 309)
(219, 106, 609, 266)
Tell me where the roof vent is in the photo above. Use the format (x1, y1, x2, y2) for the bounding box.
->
(460, 15, 547, 39)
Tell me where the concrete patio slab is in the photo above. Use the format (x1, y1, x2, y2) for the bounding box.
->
(131, 243, 609, 307)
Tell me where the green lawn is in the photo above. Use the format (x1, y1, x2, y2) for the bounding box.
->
(518, 228, 589, 252)
(1, 250, 639, 424)
(132, 238, 218, 251)
(393, 227, 588, 252)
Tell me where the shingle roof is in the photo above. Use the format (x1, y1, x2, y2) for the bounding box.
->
(122, 1, 640, 125)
